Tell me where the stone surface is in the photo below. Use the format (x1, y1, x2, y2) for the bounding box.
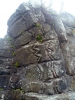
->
(0, 58, 13, 66)
(7, 10, 45, 38)
(7, 3, 31, 26)
(1, 2, 75, 100)
(0, 75, 9, 89)
(0, 65, 11, 75)
(0, 91, 4, 100)
(0, 50, 12, 58)
(4, 90, 22, 100)
(60, 33, 75, 75)
(60, 12, 75, 27)
(21, 78, 67, 94)
(0, 38, 11, 50)
(52, 15, 68, 42)
(9, 74, 21, 89)
(24, 92, 75, 100)
(15, 40, 62, 66)
(7, 12, 38, 38)
(20, 61, 65, 85)
(70, 76, 75, 91)
(14, 31, 32, 47)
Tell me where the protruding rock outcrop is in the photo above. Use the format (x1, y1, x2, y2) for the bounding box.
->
(0, 2, 75, 100)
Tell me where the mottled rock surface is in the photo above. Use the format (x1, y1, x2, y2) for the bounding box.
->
(0, 2, 75, 100)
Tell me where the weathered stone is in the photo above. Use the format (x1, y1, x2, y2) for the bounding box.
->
(24, 92, 75, 100)
(0, 50, 12, 58)
(7, 12, 38, 38)
(4, 90, 23, 100)
(60, 12, 75, 27)
(15, 40, 62, 66)
(60, 31, 75, 75)
(0, 58, 13, 66)
(0, 38, 11, 50)
(44, 29, 58, 40)
(29, 23, 58, 41)
(68, 36, 75, 59)
(60, 42, 74, 75)
(20, 61, 65, 82)
(15, 43, 46, 65)
(70, 76, 75, 91)
(0, 66, 11, 75)
(0, 75, 9, 89)
(7, 11, 43, 38)
(9, 74, 20, 83)
(0, 91, 4, 100)
(14, 31, 32, 47)
(42, 24, 51, 33)
(21, 78, 67, 94)
(28, 25, 43, 39)
(7, 3, 31, 26)
(44, 40, 62, 60)
(65, 26, 73, 36)
(0, 60, 3, 64)
(52, 15, 67, 42)
(3, 3, 75, 99)
(34, 8, 45, 23)
(9, 74, 21, 89)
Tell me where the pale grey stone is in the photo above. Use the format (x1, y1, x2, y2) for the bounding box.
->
(14, 31, 32, 47)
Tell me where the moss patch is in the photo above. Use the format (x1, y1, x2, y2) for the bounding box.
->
(36, 34, 43, 43)
(14, 62, 19, 67)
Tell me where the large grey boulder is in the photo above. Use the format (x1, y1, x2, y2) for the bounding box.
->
(1, 2, 75, 100)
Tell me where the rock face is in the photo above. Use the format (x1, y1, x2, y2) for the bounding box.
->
(0, 2, 75, 100)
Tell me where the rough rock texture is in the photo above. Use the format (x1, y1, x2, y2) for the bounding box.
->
(0, 2, 75, 100)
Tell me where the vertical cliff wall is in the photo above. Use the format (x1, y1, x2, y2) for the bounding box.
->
(0, 2, 75, 100)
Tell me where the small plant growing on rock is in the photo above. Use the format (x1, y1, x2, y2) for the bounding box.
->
(10, 44, 14, 48)
(14, 62, 19, 67)
(21, 31, 25, 35)
(6, 36, 12, 41)
(0, 88, 3, 91)
(12, 52, 15, 56)
(35, 23, 41, 27)
(36, 34, 43, 43)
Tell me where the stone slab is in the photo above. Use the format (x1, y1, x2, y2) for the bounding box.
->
(7, 11, 38, 38)
(14, 31, 32, 47)
(15, 40, 62, 66)
(20, 61, 65, 82)
(24, 92, 75, 100)
(21, 78, 67, 94)
(0, 75, 9, 90)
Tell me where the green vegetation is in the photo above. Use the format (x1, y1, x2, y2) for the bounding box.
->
(36, 34, 43, 43)
(10, 44, 14, 48)
(6, 36, 12, 41)
(14, 62, 19, 67)
(0, 88, 3, 91)
(8, 50, 11, 53)
(35, 23, 41, 27)
(13, 89, 24, 92)
(12, 52, 16, 56)
(21, 31, 25, 35)
(10, 43, 14, 48)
